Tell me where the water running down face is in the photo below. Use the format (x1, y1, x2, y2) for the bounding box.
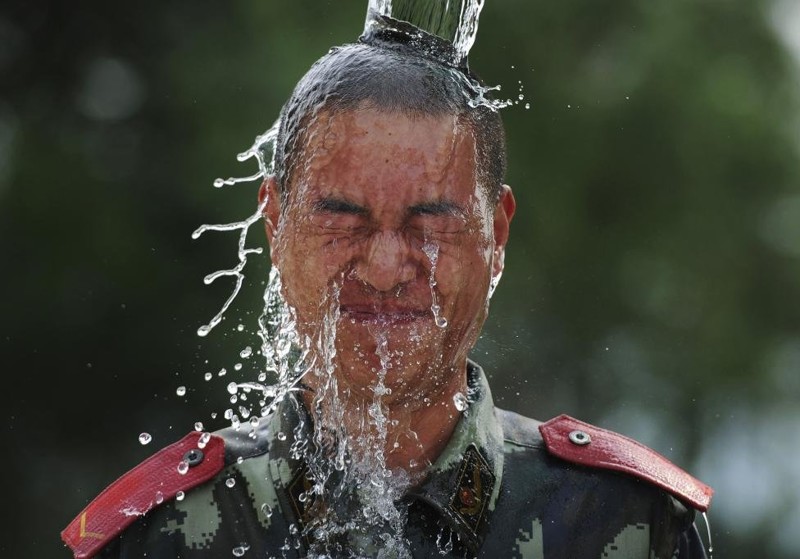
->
(262, 107, 514, 409)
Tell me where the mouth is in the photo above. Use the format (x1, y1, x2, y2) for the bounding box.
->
(339, 305, 430, 324)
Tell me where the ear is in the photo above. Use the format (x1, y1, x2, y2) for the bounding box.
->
(258, 175, 282, 264)
(491, 184, 516, 278)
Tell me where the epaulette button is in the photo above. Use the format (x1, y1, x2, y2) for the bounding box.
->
(183, 449, 205, 466)
(568, 430, 591, 446)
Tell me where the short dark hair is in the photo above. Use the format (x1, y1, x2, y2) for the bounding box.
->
(273, 39, 506, 202)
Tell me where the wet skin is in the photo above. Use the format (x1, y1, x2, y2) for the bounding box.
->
(261, 106, 514, 470)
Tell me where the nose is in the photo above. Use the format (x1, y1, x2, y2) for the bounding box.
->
(354, 231, 417, 293)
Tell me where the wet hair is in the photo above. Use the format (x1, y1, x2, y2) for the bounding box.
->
(274, 38, 507, 202)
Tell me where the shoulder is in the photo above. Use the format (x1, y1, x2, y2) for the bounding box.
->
(497, 409, 713, 512)
(61, 426, 268, 559)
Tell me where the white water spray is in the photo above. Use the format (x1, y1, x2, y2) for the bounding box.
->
(192, 121, 279, 338)
(422, 241, 448, 328)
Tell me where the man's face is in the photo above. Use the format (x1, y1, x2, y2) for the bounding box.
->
(264, 107, 513, 405)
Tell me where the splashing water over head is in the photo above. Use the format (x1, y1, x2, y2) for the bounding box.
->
(189, 1, 514, 554)
(365, 0, 485, 69)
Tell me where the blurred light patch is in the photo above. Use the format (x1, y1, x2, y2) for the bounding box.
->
(77, 57, 145, 121)
(758, 194, 800, 257)
(771, 0, 800, 66)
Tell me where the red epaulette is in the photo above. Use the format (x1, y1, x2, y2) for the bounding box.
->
(61, 431, 226, 559)
(539, 414, 713, 512)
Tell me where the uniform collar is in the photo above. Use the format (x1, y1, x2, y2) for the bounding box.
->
(406, 360, 504, 553)
(265, 360, 504, 554)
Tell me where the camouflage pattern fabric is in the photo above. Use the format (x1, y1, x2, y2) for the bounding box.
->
(96, 362, 708, 558)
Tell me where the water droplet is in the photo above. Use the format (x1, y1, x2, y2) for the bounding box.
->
(176, 491, 185, 501)
(177, 460, 189, 475)
(524, 102, 531, 110)
(261, 503, 273, 518)
(453, 392, 468, 412)
(701, 511, 714, 559)
(232, 544, 250, 557)
(422, 242, 448, 328)
(218, 368, 227, 377)
(277, 431, 287, 441)
(236, 324, 244, 332)
(204, 372, 212, 381)
(176, 386, 186, 396)
(234, 363, 242, 371)
(194, 422, 204, 432)
(240, 346, 252, 359)
(227, 382, 238, 395)
(155, 491, 164, 504)
(213, 178, 225, 188)
(198, 432, 211, 449)
(138, 432, 152, 445)
(226, 478, 236, 488)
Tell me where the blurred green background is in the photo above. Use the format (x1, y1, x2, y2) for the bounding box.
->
(2, 1, 799, 557)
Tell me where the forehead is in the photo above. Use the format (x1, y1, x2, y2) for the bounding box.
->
(292, 107, 478, 197)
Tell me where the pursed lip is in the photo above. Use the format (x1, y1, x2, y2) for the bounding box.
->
(339, 304, 430, 323)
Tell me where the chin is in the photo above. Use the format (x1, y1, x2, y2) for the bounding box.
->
(329, 335, 448, 404)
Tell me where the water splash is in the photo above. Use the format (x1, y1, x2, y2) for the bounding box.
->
(365, 0, 485, 67)
(701, 511, 714, 559)
(487, 270, 501, 300)
(192, 121, 279, 338)
(362, 0, 520, 113)
(422, 241, 448, 328)
(452, 391, 468, 412)
(435, 525, 454, 555)
(187, 2, 515, 553)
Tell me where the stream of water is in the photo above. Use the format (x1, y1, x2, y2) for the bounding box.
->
(190, 2, 503, 556)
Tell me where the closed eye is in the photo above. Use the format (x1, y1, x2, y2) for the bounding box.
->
(407, 201, 466, 236)
(310, 197, 368, 236)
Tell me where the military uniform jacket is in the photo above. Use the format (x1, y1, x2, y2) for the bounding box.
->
(63, 363, 713, 558)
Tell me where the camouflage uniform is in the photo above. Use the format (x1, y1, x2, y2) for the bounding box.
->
(72, 362, 709, 558)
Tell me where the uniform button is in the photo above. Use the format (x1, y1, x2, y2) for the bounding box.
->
(183, 449, 205, 466)
(568, 430, 591, 446)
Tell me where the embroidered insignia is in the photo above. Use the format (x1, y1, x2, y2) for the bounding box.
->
(449, 444, 494, 535)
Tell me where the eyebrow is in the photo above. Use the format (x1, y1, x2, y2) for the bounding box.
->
(312, 197, 368, 215)
(407, 200, 463, 217)
(311, 197, 464, 219)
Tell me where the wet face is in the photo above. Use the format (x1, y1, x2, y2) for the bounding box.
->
(263, 107, 514, 406)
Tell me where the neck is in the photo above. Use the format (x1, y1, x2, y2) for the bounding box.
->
(301, 361, 468, 479)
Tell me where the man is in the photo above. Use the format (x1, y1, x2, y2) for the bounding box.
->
(63, 19, 712, 559)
